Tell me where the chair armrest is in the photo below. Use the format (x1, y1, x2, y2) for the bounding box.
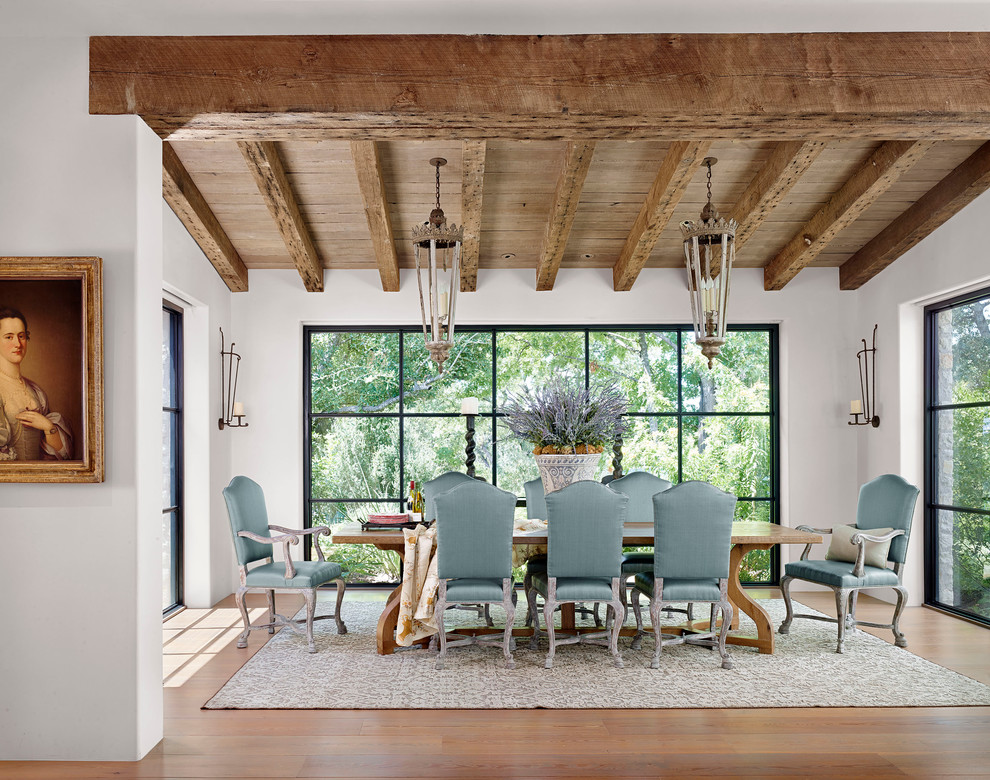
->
(794, 525, 832, 560)
(850, 529, 905, 577)
(237, 530, 300, 578)
(269, 526, 332, 561)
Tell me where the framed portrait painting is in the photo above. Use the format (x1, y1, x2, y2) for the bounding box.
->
(0, 257, 104, 482)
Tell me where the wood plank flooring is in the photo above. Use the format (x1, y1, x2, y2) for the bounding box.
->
(2, 589, 989, 778)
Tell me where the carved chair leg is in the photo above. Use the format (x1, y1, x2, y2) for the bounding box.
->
(834, 587, 849, 654)
(266, 590, 276, 634)
(686, 602, 695, 622)
(435, 584, 448, 670)
(847, 590, 859, 629)
(234, 587, 251, 649)
(610, 592, 625, 669)
(717, 600, 733, 670)
(892, 586, 909, 648)
(649, 595, 663, 669)
(527, 585, 541, 650)
(778, 575, 795, 634)
(593, 602, 603, 628)
(502, 579, 515, 669)
(523, 570, 533, 627)
(631, 588, 644, 650)
(303, 588, 318, 653)
(543, 596, 557, 669)
(333, 577, 348, 634)
(484, 603, 494, 628)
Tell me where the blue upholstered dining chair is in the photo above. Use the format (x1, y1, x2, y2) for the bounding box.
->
(523, 477, 547, 520)
(630, 480, 736, 670)
(608, 472, 674, 615)
(222, 476, 347, 654)
(423, 471, 493, 626)
(433, 480, 518, 669)
(526, 481, 628, 669)
(778, 473, 920, 653)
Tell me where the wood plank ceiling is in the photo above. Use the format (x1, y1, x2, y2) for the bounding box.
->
(89, 33, 990, 293)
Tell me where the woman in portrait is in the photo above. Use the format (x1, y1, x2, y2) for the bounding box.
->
(0, 306, 73, 460)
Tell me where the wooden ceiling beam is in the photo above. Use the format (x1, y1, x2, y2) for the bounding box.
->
(238, 140, 324, 292)
(161, 144, 248, 292)
(613, 140, 711, 292)
(730, 140, 827, 251)
(351, 141, 399, 292)
(91, 34, 990, 141)
(763, 140, 935, 291)
(536, 141, 596, 291)
(460, 140, 487, 293)
(839, 142, 990, 290)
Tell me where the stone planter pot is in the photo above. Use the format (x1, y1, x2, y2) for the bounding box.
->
(535, 452, 603, 494)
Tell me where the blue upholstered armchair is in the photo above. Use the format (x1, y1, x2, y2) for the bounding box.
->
(527, 481, 628, 669)
(778, 474, 920, 653)
(433, 481, 518, 669)
(630, 480, 736, 670)
(222, 476, 346, 654)
(423, 471, 493, 627)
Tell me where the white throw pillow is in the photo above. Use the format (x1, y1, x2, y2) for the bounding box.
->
(825, 524, 894, 569)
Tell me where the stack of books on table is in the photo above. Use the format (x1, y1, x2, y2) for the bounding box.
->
(361, 513, 420, 531)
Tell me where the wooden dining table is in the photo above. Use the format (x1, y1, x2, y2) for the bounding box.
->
(331, 521, 822, 656)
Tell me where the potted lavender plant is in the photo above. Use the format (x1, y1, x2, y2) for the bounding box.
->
(501, 379, 628, 493)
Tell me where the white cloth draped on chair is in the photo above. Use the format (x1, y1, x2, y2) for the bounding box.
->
(396, 525, 440, 646)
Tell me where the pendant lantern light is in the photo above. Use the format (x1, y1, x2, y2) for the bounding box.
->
(411, 157, 463, 373)
(681, 157, 737, 369)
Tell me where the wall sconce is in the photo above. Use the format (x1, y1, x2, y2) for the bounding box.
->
(849, 323, 879, 428)
(218, 327, 248, 430)
(461, 396, 479, 478)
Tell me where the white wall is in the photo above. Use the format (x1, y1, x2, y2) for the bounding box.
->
(0, 38, 162, 760)
(230, 267, 860, 572)
(854, 190, 990, 602)
(162, 206, 237, 606)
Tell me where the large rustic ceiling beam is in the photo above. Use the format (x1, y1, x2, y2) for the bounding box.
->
(91, 34, 990, 141)
(730, 141, 827, 251)
(536, 141, 596, 291)
(162, 144, 248, 292)
(351, 141, 399, 292)
(238, 140, 324, 292)
(763, 140, 935, 291)
(839, 142, 990, 290)
(459, 140, 487, 293)
(613, 140, 711, 292)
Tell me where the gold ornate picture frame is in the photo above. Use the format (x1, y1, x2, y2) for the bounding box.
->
(0, 257, 104, 482)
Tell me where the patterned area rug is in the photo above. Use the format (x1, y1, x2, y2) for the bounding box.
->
(204, 598, 990, 709)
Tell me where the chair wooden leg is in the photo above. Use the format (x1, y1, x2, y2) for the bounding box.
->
(234, 587, 251, 649)
(265, 590, 276, 634)
(544, 580, 558, 669)
(502, 578, 516, 669)
(333, 577, 347, 634)
(778, 574, 795, 634)
(527, 585, 541, 651)
(834, 587, 849, 654)
(718, 600, 733, 670)
(631, 588, 644, 650)
(610, 584, 625, 669)
(435, 581, 448, 670)
(892, 586, 909, 648)
(847, 590, 859, 629)
(649, 593, 663, 669)
(484, 604, 494, 628)
(303, 589, 318, 653)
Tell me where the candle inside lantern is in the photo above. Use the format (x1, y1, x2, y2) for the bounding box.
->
(233, 401, 246, 417)
(850, 399, 863, 415)
(460, 397, 479, 415)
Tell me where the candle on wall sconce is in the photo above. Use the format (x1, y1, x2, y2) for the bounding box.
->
(849, 325, 879, 428)
(218, 327, 249, 430)
(460, 396, 479, 416)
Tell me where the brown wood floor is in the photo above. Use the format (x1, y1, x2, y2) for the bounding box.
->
(3, 589, 989, 778)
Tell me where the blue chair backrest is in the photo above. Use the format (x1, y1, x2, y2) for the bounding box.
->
(223, 476, 273, 566)
(856, 474, 920, 565)
(652, 481, 736, 580)
(609, 472, 673, 523)
(423, 471, 475, 522)
(546, 481, 627, 579)
(523, 478, 547, 521)
(435, 481, 517, 580)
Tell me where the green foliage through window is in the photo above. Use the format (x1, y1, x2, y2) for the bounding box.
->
(305, 326, 779, 585)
